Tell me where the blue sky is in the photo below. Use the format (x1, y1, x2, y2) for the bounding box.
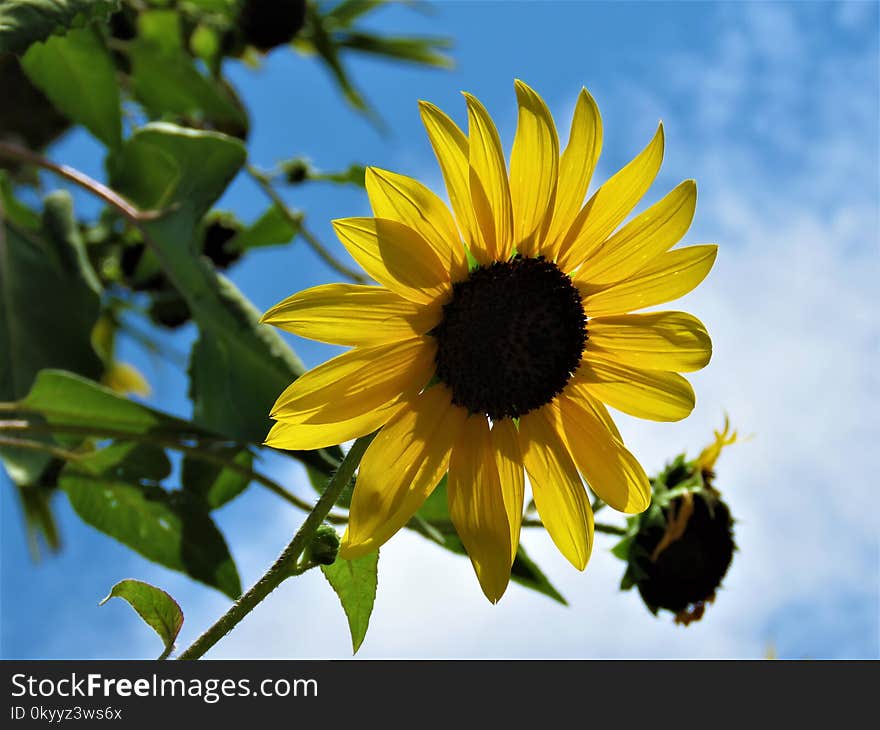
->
(2, 0, 878, 659)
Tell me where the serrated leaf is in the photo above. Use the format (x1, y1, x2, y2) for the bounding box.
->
(321, 550, 378, 653)
(21, 27, 122, 148)
(0, 0, 120, 55)
(99, 578, 183, 659)
(62, 469, 241, 599)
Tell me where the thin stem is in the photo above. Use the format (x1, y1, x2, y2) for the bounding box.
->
(0, 142, 164, 224)
(0, 419, 348, 524)
(522, 517, 627, 537)
(177, 433, 374, 660)
(0, 435, 84, 463)
(245, 163, 368, 283)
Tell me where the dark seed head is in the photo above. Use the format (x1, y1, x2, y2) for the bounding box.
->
(433, 256, 587, 420)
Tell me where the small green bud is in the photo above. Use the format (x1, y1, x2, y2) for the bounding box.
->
(305, 525, 340, 566)
(281, 158, 311, 184)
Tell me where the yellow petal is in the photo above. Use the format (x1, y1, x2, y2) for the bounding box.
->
(581, 179, 697, 286)
(575, 355, 696, 422)
(464, 92, 514, 264)
(586, 311, 712, 372)
(261, 283, 440, 346)
(365, 167, 468, 282)
(556, 123, 665, 271)
(448, 415, 513, 602)
(556, 388, 651, 513)
(490, 417, 524, 565)
(518, 407, 593, 570)
(332, 217, 449, 304)
(270, 336, 436, 422)
(419, 100, 478, 252)
(581, 244, 718, 316)
(543, 87, 603, 258)
(341, 385, 468, 558)
(264, 402, 402, 452)
(509, 79, 559, 257)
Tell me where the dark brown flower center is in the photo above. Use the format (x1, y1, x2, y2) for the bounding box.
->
(432, 256, 587, 420)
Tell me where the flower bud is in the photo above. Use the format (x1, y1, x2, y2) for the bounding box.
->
(238, 0, 307, 53)
(304, 525, 340, 566)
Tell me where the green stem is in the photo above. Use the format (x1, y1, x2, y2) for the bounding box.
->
(177, 433, 374, 660)
(521, 517, 626, 537)
(245, 164, 368, 284)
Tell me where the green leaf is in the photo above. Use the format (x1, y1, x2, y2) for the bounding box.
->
(21, 27, 122, 148)
(229, 204, 300, 252)
(182, 445, 253, 509)
(19, 369, 200, 437)
(77, 441, 172, 483)
(128, 12, 247, 130)
(62, 468, 241, 598)
(339, 33, 453, 68)
(321, 550, 378, 654)
(509, 545, 567, 606)
(0, 0, 120, 55)
(99, 579, 183, 659)
(0, 210, 102, 402)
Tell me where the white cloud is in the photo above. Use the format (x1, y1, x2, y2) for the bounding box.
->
(173, 2, 880, 659)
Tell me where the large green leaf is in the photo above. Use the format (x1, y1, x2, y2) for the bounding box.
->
(109, 124, 307, 445)
(21, 26, 122, 149)
(0, 198, 102, 402)
(62, 464, 241, 598)
(321, 550, 378, 654)
(0, 0, 120, 55)
(99, 579, 184, 659)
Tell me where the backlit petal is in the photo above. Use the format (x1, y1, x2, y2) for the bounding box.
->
(341, 385, 468, 558)
(270, 336, 436, 423)
(491, 418, 525, 565)
(543, 87, 603, 257)
(419, 100, 478, 251)
(332, 217, 449, 304)
(264, 401, 402, 452)
(509, 79, 559, 257)
(518, 407, 593, 570)
(448, 415, 513, 602)
(580, 179, 696, 286)
(586, 311, 712, 372)
(556, 387, 651, 513)
(261, 283, 440, 346)
(575, 356, 696, 422)
(580, 244, 718, 316)
(464, 92, 514, 263)
(365, 167, 468, 282)
(557, 123, 664, 271)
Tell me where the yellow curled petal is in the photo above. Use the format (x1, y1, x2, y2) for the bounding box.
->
(582, 179, 697, 286)
(464, 92, 514, 264)
(419, 100, 478, 252)
(509, 79, 559, 257)
(264, 401, 403, 452)
(575, 355, 696, 422)
(448, 415, 513, 603)
(365, 167, 469, 282)
(332, 217, 449, 304)
(270, 336, 436, 422)
(491, 418, 524, 565)
(518, 407, 593, 570)
(557, 123, 665, 271)
(586, 310, 712, 372)
(556, 387, 651, 513)
(341, 385, 468, 558)
(261, 283, 441, 346)
(543, 87, 603, 258)
(581, 244, 718, 316)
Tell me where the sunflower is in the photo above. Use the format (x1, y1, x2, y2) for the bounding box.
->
(262, 80, 716, 602)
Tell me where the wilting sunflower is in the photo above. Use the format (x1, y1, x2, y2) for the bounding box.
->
(262, 80, 716, 602)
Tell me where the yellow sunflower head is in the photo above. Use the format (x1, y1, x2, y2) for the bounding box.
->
(262, 80, 717, 603)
